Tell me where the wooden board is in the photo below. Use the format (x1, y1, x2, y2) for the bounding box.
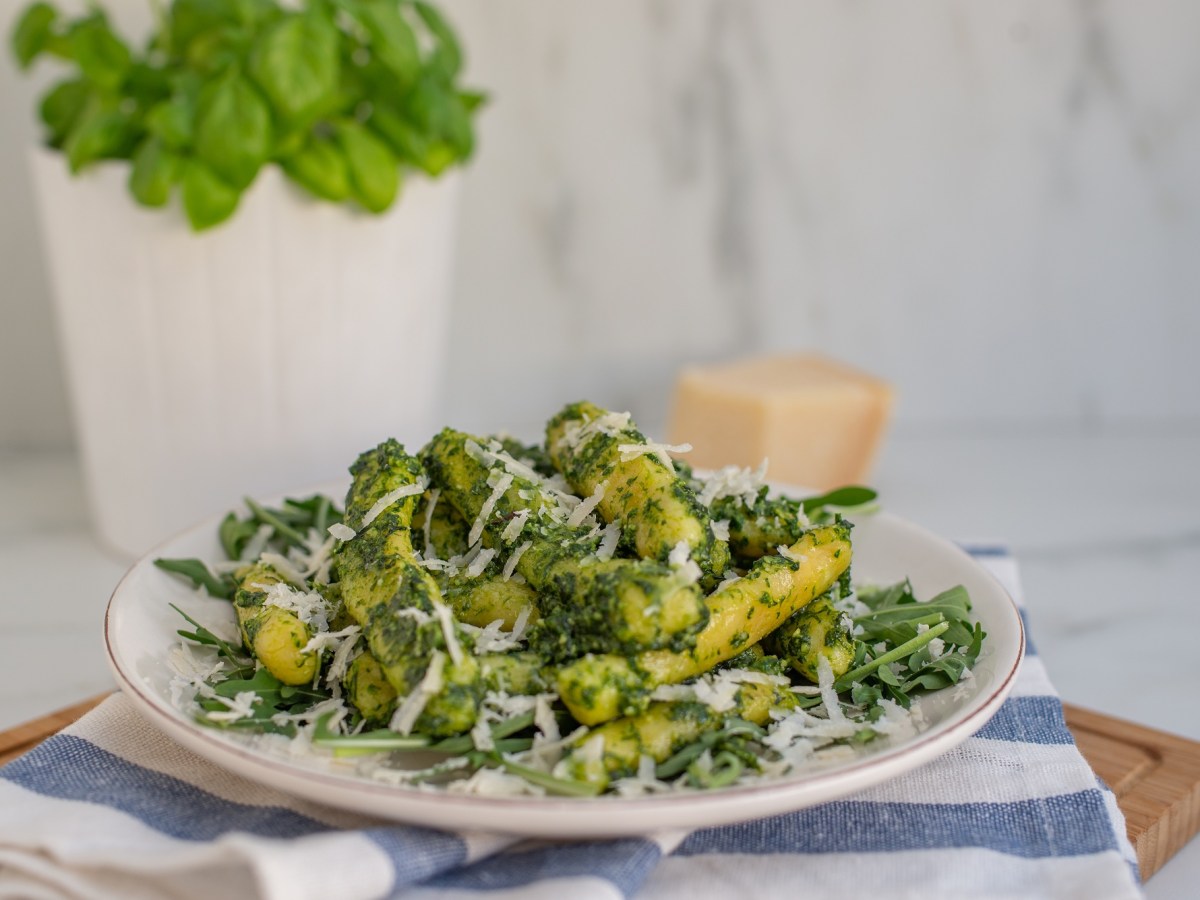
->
(1065, 705, 1200, 879)
(0, 693, 109, 767)
(1, 696, 1197, 879)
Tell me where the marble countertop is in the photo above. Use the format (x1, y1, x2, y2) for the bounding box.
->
(1, 431, 1197, 896)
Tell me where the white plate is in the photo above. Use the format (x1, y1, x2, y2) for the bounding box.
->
(104, 486, 1024, 838)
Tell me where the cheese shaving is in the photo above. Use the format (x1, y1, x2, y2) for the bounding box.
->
(502, 540, 531, 580)
(431, 599, 464, 666)
(816, 655, 845, 724)
(257, 581, 331, 632)
(205, 690, 259, 723)
(465, 547, 497, 578)
(556, 411, 632, 453)
(389, 651, 445, 735)
(326, 628, 363, 683)
(302, 623, 360, 657)
(360, 479, 428, 531)
(470, 471, 513, 546)
(595, 522, 620, 561)
(616, 441, 692, 474)
(421, 488, 440, 556)
(500, 509, 530, 544)
(566, 481, 606, 527)
(666, 541, 702, 586)
(327, 523, 356, 542)
(697, 460, 769, 508)
(778, 544, 806, 565)
(710, 519, 730, 542)
(240, 523, 275, 562)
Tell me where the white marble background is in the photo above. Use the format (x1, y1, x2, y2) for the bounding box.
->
(2, 0, 1199, 444)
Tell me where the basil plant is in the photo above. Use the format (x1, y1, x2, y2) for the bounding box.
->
(10, 0, 483, 229)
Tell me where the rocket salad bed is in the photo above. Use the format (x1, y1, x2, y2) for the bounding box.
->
(156, 402, 985, 797)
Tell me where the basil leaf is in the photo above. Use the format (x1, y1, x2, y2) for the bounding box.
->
(355, 0, 419, 86)
(38, 78, 91, 147)
(182, 160, 240, 229)
(194, 70, 271, 190)
(249, 12, 339, 123)
(129, 137, 181, 207)
(65, 14, 131, 91)
(64, 99, 137, 171)
(336, 119, 398, 213)
(459, 89, 486, 113)
(169, 0, 238, 57)
(368, 106, 426, 163)
(413, 0, 461, 78)
(406, 74, 473, 169)
(282, 135, 350, 201)
(11, 1, 57, 69)
(146, 93, 196, 150)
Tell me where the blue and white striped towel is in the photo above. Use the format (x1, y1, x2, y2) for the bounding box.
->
(0, 549, 1142, 900)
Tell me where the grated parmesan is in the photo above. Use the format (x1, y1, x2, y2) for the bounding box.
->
(465, 547, 497, 578)
(595, 522, 621, 561)
(257, 581, 331, 632)
(421, 488, 440, 557)
(667, 541, 702, 586)
(327, 523, 356, 542)
(431, 599, 464, 666)
(469, 471, 514, 546)
(390, 651, 446, 735)
(501, 540, 531, 581)
(566, 481, 606, 527)
(499, 509, 530, 544)
(240, 523, 275, 562)
(360, 480, 428, 531)
(259, 551, 308, 588)
(617, 441, 692, 474)
(696, 460, 769, 509)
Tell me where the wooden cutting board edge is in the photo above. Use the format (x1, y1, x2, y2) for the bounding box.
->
(2, 695, 1197, 880)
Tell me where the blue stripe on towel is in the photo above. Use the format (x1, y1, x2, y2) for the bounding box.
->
(427, 838, 661, 895)
(676, 789, 1118, 859)
(1, 735, 467, 887)
(961, 545, 1011, 558)
(974, 696, 1074, 745)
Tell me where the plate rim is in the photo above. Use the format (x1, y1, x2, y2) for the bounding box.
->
(103, 495, 1026, 835)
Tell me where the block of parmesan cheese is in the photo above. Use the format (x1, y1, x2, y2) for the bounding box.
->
(668, 354, 893, 490)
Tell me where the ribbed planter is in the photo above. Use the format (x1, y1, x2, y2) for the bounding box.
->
(31, 147, 459, 557)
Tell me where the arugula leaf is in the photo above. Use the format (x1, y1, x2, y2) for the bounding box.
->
(168, 603, 251, 667)
(219, 511, 260, 560)
(154, 558, 233, 599)
(802, 485, 878, 515)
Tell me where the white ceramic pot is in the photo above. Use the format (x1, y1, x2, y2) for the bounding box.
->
(30, 147, 460, 558)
